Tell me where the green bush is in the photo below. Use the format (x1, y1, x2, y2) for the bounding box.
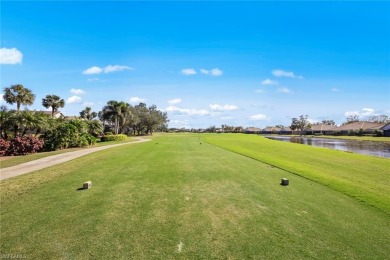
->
(42, 119, 96, 151)
(100, 134, 127, 142)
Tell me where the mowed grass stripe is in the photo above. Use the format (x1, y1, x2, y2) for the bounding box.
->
(1, 134, 389, 259)
(203, 133, 390, 215)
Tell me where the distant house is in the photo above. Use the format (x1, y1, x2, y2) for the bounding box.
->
(245, 127, 261, 134)
(280, 126, 292, 135)
(40, 111, 64, 118)
(381, 123, 390, 137)
(335, 121, 385, 134)
(261, 126, 281, 135)
(64, 115, 80, 120)
(309, 124, 336, 135)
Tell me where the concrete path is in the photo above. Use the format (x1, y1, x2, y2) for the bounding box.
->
(0, 137, 150, 181)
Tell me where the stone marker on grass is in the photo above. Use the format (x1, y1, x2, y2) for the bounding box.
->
(83, 181, 92, 189)
(281, 178, 289, 186)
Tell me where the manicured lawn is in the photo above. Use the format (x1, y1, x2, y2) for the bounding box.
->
(0, 137, 138, 169)
(307, 135, 390, 142)
(203, 134, 390, 214)
(1, 134, 389, 258)
(263, 134, 390, 142)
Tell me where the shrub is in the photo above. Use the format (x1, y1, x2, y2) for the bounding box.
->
(42, 120, 97, 151)
(5, 136, 44, 156)
(84, 134, 97, 145)
(373, 130, 383, 137)
(101, 134, 127, 142)
(0, 139, 11, 156)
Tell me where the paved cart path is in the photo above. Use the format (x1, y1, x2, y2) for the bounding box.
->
(0, 137, 150, 181)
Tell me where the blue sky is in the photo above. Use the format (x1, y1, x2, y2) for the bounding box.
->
(1, 1, 389, 128)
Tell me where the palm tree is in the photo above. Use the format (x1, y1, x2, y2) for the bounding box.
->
(0, 106, 15, 139)
(80, 107, 98, 121)
(42, 95, 65, 117)
(87, 119, 103, 136)
(3, 84, 35, 111)
(101, 101, 131, 134)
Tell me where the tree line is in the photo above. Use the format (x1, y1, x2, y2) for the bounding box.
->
(0, 84, 169, 155)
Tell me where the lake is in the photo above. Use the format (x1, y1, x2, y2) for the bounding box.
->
(265, 136, 390, 158)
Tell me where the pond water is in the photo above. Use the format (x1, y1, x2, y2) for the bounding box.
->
(265, 136, 390, 158)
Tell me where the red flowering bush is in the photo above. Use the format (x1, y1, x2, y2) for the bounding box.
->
(5, 136, 44, 156)
(0, 139, 11, 156)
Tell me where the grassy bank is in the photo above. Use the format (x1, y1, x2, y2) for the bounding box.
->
(261, 134, 390, 142)
(203, 134, 390, 214)
(1, 134, 389, 258)
(306, 135, 390, 142)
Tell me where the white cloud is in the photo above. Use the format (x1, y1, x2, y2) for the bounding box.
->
(200, 69, 209, 75)
(344, 111, 360, 117)
(344, 108, 376, 118)
(249, 114, 269, 121)
(169, 119, 190, 127)
(83, 66, 103, 75)
(87, 78, 100, 82)
(221, 116, 233, 120)
(129, 97, 146, 104)
(104, 65, 133, 73)
(308, 118, 319, 124)
(0, 94, 4, 102)
(331, 88, 339, 92)
(256, 89, 264, 93)
(166, 106, 209, 116)
(210, 68, 223, 76)
(0, 47, 23, 64)
(70, 88, 86, 95)
(83, 65, 133, 75)
(181, 68, 197, 76)
(83, 102, 94, 106)
(272, 69, 303, 79)
(261, 79, 278, 85)
(361, 108, 375, 116)
(277, 87, 292, 93)
(168, 98, 182, 105)
(209, 104, 238, 111)
(67, 95, 82, 104)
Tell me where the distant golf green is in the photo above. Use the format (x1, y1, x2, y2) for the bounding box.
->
(1, 134, 389, 259)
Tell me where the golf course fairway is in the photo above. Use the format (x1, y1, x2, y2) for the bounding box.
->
(1, 134, 389, 259)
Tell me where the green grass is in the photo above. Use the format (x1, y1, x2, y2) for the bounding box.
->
(306, 135, 390, 142)
(0, 137, 137, 169)
(203, 134, 390, 214)
(262, 134, 390, 142)
(1, 134, 389, 259)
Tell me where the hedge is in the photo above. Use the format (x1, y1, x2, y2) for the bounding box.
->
(100, 134, 127, 142)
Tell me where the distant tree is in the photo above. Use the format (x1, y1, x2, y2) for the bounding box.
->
(206, 125, 216, 133)
(132, 103, 149, 135)
(290, 115, 311, 135)
(322, 120, 336, 125)
(144, 105, 168, 135)
(42, 95, 65, 117)
(233, 126, 244, 133)
(80, 107, 98, 121)
(368, 115, 389, 123)
(3, 84, 35, 111)
(101, 100, 131, 134)
(0, 106, 14, 139)
(346, 115, 359, 123)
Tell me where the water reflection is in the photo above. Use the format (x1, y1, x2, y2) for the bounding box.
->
(265, 136, 390, 158)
